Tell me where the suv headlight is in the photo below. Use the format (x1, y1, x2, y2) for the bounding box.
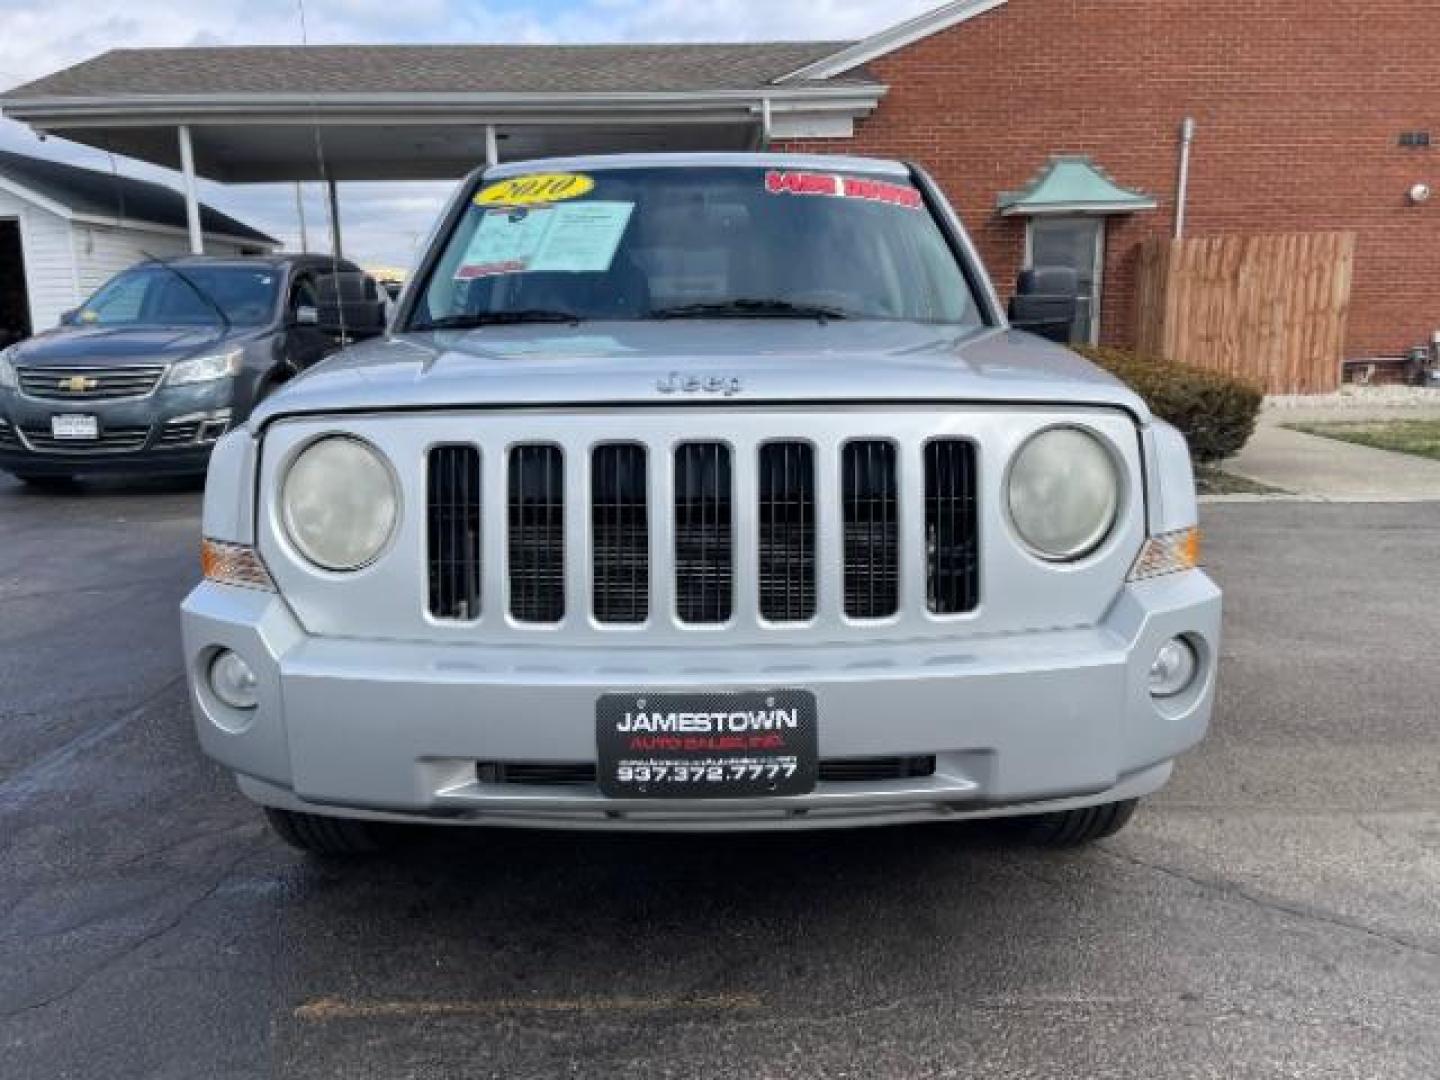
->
(281, 436, 399, 571)
(0, 345, 17, 390)
(1007, 427, 1120, 561)
(166, 348, 244, 386)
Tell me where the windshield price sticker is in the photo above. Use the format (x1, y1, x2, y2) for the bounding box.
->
(596, 690, 819, 799)
(456, 202, 634, 279)
(765, 170, 923, 210)
(474, 172, 595, 207)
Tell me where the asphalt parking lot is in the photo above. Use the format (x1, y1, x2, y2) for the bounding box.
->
(1, 475, 1437, 1079)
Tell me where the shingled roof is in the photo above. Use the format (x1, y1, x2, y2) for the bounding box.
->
(0, 150, 276, 244)
(2, 42, 869, 99)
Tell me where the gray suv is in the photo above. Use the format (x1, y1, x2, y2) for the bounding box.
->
(183, 154, 1220, 855)
(0, 254, 383, 484)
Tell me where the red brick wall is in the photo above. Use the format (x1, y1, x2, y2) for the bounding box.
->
(777, 0, 1440, 361)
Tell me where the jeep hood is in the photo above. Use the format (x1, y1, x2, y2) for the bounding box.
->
(251, 321, 1150, 427)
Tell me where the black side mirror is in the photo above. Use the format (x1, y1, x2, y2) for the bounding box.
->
(1009, 266, 1079, 344)
(314, 272, 387, 342)
(58, 308, 78, 326)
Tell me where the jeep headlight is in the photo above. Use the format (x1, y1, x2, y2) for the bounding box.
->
(281, 436, 399, 571)
(1007, 427, 1120, 561)
(0, 345, 17, 390)
(166, 348, 244, 386)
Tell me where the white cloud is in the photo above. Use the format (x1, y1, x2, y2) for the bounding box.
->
(0, 0, 944, 267)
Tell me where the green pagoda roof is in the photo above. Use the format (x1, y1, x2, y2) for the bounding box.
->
(998, 155, 1158, 216)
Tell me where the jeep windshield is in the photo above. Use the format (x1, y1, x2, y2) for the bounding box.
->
(77, 264, 280, 328)
(409, 166, 984, 329)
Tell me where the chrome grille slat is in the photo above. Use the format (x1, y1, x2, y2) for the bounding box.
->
(592, 443, 649, 624)
(508, 444, 565, 623)
(758, 441, 816, 622)
(17, 364, 166, 401)
(674, 442, 733, 624)
(842, 440, 900, 619)
(926, 439, 980, 614)
(20, 423, 150, 453)
(428, 445, 482, 621)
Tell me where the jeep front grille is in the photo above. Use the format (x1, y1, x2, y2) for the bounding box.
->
(591, 443, 649, 624)
(508, 444, 565, 623)
(925, 439, 980, 614)
(758, 441, 816, 622)
(673, 442, 733, 625)
(842, 440, 899, 619)
(17, 364, 166, 401)
(424, 428, 980, 628)
(427, 445, 482, 621)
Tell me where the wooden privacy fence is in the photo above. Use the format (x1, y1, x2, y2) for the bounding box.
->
(1134, 231, 1355, 394)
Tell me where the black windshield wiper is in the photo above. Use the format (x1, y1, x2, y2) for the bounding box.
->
(418, 310, 582, 330)
(140, 251, 231, 333)
(647, 299, 848, 322)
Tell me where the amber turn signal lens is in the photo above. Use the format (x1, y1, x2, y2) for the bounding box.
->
(202, 539, 276, 592)
(1128, 527, 1202, 581)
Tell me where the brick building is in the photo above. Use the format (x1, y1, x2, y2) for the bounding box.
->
(770, 0, 1438, 364)
(3, 0, 1433, 370)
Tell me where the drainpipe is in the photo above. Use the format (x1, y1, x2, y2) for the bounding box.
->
(1174, 117, 1196, 239)
(761, 97, 773, 150)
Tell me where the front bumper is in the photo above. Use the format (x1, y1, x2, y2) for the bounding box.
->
(181, 571, 1221, 831)
(0, 383, 233, 476)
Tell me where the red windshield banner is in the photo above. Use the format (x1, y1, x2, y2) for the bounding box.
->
(765, 170, 923, 210)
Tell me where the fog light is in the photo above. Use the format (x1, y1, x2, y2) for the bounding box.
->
(1148, 637, 1199, 698)
(210, 650, 259, 710)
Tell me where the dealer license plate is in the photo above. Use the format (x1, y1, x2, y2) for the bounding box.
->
(596, 690, 818, 799)
(50, 414, 99, 440)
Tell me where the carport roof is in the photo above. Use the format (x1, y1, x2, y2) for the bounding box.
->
(1, 42, 869, 98)
(0, 148, 276, 244)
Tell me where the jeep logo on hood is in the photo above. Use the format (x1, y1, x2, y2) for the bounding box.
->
(656, 372, 744, 397)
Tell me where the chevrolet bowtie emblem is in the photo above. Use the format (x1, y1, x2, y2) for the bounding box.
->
(59, 375, 98, 393)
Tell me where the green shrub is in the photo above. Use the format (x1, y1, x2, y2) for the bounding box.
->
(1074, 346, 1263, 463)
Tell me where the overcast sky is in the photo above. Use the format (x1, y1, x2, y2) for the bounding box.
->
(0, 0, 941, 271)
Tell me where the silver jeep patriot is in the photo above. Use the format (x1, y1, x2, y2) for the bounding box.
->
(181, 153, 1220, 855)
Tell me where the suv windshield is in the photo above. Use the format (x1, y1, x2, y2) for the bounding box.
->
(78, 264, 280, 328)
(411, 166, 983, 329)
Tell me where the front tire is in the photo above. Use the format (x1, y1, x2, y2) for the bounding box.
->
(1011, 798, 1139, 847)
(264, 807, 392, 856)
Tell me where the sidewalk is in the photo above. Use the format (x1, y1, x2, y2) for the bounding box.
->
(1221, 416, 1440, 502)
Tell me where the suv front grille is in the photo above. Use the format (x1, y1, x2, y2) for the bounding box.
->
(476, 757, 937, 787)
(673, 442, 733, 625)
(508, 444, 565, 623)
(758, 441, 816, 622)
(19, 423, 150, 452)
(423, 427, 981, 629)
(842, 441, 899, 619)
(925, 439, 980, 615)
(592, 443, 649, 624)
(427, 445, 482, 621)
(17, 364, 166, 401)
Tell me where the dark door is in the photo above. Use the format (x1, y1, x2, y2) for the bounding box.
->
(1026, 216, 1104, 345)
(0, 220, 32, 346)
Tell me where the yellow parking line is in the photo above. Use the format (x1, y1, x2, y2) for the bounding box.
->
(295, 993, 764, 1022)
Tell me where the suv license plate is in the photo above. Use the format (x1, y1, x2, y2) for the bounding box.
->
(51, 414, 99, 440)
(596, 690, 818, 799)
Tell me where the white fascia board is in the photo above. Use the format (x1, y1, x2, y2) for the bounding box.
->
(775, 0, 1010, 83)
(0, 175, 76, 221)
(1, 85, 886, 123)
(70, 212, 276, 249)
(1000, 199, 1158, 218)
